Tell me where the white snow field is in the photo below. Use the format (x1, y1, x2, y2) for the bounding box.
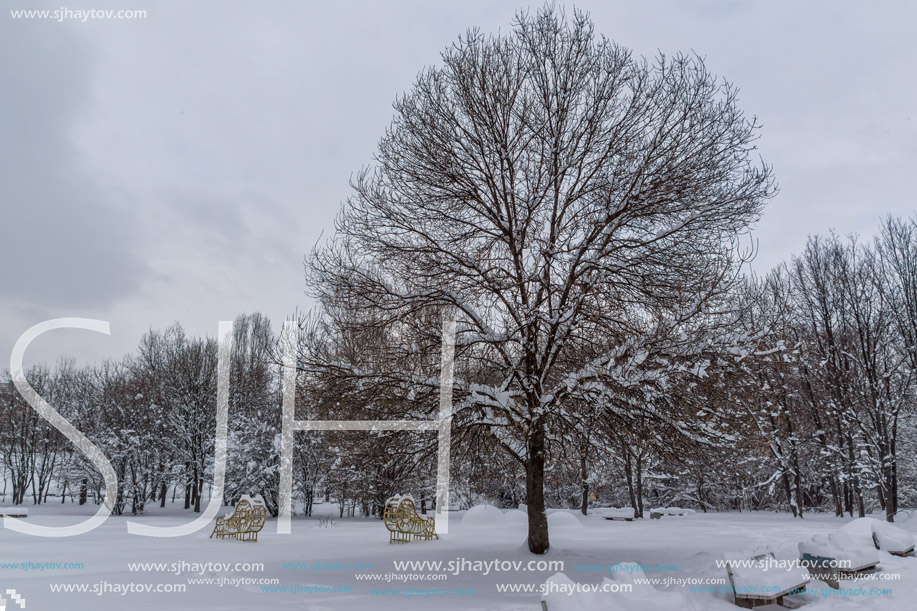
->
(1, 503, 915, 610)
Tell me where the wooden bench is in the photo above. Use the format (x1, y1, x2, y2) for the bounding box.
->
(651, 507, 695, 518)
(210, 495, 267, 542)
(0, 507, 28, 518)
(725, 551, 809, 609)
(799, 531, 878, 588)
(600, 508, 638, 521)
(383, 496, 438, 543)
(871, 522, 915, 557)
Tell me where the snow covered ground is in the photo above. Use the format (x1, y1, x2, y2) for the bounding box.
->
(1, 502, 915, 610)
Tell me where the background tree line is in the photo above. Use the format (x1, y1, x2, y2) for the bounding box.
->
(2, 218, 914, 529)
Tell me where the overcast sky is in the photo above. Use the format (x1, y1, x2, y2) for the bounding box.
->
(2, 0, 915, 368)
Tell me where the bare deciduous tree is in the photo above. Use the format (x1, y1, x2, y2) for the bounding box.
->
(308, 6, 773, 553)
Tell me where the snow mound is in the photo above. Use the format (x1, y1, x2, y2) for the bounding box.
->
(460, 504, 508, 528)
(541, 572, 604, 611)
(503, 509, 528, 528)
(608, 563, 694, 608)
(0, 507, 28, 516)
(548, 511, 584, 529)
(542, 566, 691, 611)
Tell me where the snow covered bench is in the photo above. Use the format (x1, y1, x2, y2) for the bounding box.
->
(650, 507, 696, 518)
(210, 495, 267, 542)
(798, 530, 878, 588)
(871, 521, 915, 557)
(837, 516, 915, 557)
(724, 550, 809, 609)
(600, 507, 637, 521)
(383, 496, 437, 543)
(0, 507, 28, 518)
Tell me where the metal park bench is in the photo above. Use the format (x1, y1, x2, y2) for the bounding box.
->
(210, 495, 267, 542)
(383, 496, 438, 543)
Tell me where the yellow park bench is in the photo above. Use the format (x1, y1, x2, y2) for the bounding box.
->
(210, 495, 267, 542)
(383, 496, 438, 543)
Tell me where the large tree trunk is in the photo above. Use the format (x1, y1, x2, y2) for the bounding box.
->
(885, 463, 896, 523)
(892, 454, 898, 514)
(802, 386, 842, 516)
(785, 415, 804, 518)
(793, 465, 804, 519)
(113, 485, 124, 516)
(853, 476, 865, 518)
(623, 448, 637, 518)
(887, 433, 898, 522)
(697, 474, 708, 513)
(184, 461, 192, 509)
(635, 453, 644, 518)
(844, 432, 865, 517)
(781, 470, 797, 517)
(194, 476, 203, 513)
(828, 475, 842, 517)
(525, 422, 549, 555)
(580, 454, 589, 516)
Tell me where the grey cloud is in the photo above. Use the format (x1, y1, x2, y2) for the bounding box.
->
(0, 16, 148, 308)
(2, 0, 916, 366)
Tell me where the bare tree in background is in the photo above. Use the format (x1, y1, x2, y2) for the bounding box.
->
(309, 6, 773, 553)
